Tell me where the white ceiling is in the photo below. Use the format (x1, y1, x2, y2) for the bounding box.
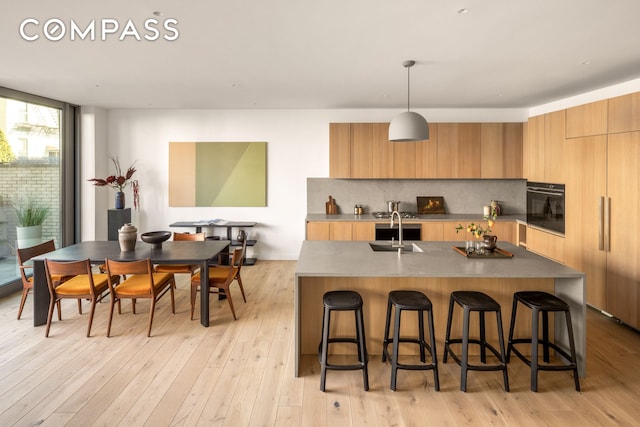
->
(2, 0, 640, 110)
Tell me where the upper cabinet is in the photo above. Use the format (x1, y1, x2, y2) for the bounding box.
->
(524, 110, 565, 183)
(608, 93, 640, 133)
(330, 122, 523, 179)
(565, 99, 608, 138)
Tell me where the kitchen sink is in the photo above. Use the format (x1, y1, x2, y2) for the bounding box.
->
(369, 243, 423, 253)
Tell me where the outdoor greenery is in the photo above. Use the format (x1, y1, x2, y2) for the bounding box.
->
(0, 129, 16, 163)
(13, 199, 50, 226)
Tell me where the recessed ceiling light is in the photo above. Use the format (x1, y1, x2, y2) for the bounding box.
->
(457, 8, 468, 14)
(581, 60, 592, 65)
(153, 11, 163, 17)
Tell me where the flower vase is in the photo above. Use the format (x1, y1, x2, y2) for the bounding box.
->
(115, 191, 125, 209)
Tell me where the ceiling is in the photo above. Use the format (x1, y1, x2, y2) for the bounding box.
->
(2, 0, 640, 110)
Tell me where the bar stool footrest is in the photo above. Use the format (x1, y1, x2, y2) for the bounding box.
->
(445, 339, 507, 371)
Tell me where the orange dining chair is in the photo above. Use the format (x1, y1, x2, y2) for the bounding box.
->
(17, 240, 69, 320)
(105, 258, 176, 337)
(43, 258, 118, 337)
(154, 232, 206, 278)
(190, 241, 247, 321)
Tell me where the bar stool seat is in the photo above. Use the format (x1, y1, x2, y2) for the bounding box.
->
(443, 291, 509, 392)
(381, 290, 439, 391)
(318, 290, 369, 392)
(507, 291, 580, 392)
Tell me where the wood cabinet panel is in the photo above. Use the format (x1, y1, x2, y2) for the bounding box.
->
(564, 136, 608, 309)
(526, 226, 565, 264)
(351, 123, 374, 178)
(329, 222, 353, 240)
(372, 123, 393, 178)
(480, 123, 523, 178)
(606, 131, 640, 328)
(392, 139, 417, 178)
(437, 123, 481, 178)
(608, 93, 640, 133)
(565, 100, 608, 138)
(306, 222, 330, 240)
(544, 110, 566, 183)
(352, 222, 375, 241)
(524, 114, 545, 182)
(329, 123, 351, 178)
(415, 124, 438, 178)
(420, 222, 444, 241)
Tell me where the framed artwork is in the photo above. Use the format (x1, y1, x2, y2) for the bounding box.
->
(169, 142, 267, 207)
(417, 196, 446, 214)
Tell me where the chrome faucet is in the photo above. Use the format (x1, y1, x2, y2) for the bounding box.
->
(390, 210, 404, 248)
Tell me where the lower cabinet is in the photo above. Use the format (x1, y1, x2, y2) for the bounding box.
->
(306, 220, 516, 245)
(526, 226, 565, 265)
(305, 221, 374, 241)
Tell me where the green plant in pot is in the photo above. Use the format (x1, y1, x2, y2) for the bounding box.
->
(13, 199, 50, 248)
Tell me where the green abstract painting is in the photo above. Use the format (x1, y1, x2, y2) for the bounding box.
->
(169, 142, 267, 207)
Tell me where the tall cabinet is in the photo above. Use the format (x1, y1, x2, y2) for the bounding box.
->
(561, 97, 640, 328)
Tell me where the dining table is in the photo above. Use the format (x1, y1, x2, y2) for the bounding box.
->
(30, 240, 230, 328)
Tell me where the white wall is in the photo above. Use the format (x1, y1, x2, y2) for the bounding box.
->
(82, 107, 526, 260)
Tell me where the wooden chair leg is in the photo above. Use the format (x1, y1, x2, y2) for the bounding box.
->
(237, 277, 247, 303)
(147, 298, 157, 337)
(45, 298, 56, 337)
(17, 288, 30, 320)
(170, 280, 176, 314)
(132, 298, 137, 315)
(107, 298, 117, 337)
(225, 288, 237, 320)
(57, 301, 62, 321)
(87, 299, 97, 337)
(77, 298, 83, 315)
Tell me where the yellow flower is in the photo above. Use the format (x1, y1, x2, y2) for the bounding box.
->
(455, 214, 497, 239)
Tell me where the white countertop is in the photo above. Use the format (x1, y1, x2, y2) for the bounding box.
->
(305, 213, 526, 223)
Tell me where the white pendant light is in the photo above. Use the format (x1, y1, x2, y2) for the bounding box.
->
(389, 60, 430, 142)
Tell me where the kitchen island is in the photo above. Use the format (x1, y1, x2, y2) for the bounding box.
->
(294, 240, 586, 377)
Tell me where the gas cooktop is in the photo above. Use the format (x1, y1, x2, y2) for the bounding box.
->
(371, 211, 418, 219)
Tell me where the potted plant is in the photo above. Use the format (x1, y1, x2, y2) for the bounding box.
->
(13, 199, 50, 248)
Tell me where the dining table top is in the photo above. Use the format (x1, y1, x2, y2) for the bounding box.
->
(31, 240, 231, 264)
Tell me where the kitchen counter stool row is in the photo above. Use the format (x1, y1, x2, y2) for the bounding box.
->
(317, 287, 580, 393)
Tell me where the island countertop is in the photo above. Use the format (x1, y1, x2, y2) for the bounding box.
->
(294, 240, 586, 378)
(296, 240, 583, 279)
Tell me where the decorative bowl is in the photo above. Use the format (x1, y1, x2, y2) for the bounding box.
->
(140, 231, 172, 249)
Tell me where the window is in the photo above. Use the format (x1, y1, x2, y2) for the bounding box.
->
(0, 87, 78, 295)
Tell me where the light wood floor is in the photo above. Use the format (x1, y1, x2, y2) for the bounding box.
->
(0, 260, 639, 426)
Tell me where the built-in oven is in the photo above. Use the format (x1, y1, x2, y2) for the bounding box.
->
(375, 223, 421, 241)
(526, 182, 565, 235)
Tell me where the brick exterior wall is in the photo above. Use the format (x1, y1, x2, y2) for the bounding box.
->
(0, 163, 60, 256)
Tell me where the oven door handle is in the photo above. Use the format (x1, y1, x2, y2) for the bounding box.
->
(527, 188, 564, 196)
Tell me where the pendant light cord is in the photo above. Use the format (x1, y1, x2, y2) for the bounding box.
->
(406, 64, 411, 112)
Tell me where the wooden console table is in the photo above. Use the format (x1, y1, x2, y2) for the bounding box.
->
(169, 221, 257, 265)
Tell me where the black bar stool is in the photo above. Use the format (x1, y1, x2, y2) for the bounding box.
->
(506, 291, 580, 392)
(381, 290, 439, 391)
(318, 290, 369, 392)
(443, 291, 509, 392)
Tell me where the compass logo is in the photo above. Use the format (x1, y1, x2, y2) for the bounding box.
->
(19, 18, 179, 42)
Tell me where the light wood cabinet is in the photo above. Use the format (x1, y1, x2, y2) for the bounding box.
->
(565, 100, 608, 138)
(564, 135, 608, 308)
(415, 124, 438, 178)
(436, 123, 482, 178)
(526, 226, 565, 264)
(329, 122, 523, 179)
(524, 111, 565, 183)
(608, 93, 640, 133)
(306, 221, 374, 241)
(329, 123, 351, 178)
(606, 131, 640, 328)
(480, 123, 523, 178)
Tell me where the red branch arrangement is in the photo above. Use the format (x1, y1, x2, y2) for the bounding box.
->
(88, 155, 140, 210)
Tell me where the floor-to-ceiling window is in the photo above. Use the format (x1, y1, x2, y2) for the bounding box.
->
(0, 87, 77, 295)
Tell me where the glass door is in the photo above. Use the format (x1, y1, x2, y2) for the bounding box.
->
(0, 95, 63, 290)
